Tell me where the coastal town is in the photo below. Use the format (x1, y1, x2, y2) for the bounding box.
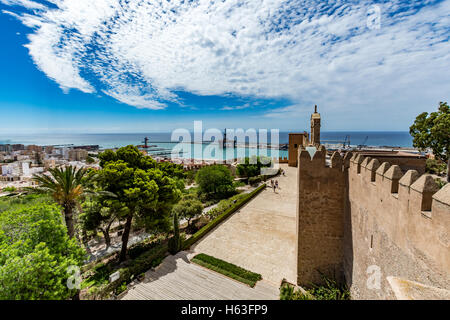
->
(1, 137, 445, 195)
(0, 144, 100, 192)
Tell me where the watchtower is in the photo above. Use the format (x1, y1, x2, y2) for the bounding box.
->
(311, 105, 321, 146)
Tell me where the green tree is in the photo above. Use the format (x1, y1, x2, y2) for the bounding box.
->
(172, 198, 203, 227)
(31, 166, 88, 238)
(98, 146, 181, 262)
(0, 203, 85, 300)
(168, 210, 182, 255)
(195, 165, 235, 198)
(410, 102, 450, 181)
(236, 156, 272, 178)
(79, 198, 124, 248)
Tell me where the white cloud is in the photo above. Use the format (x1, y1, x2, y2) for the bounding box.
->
(263, 105, 305, 119)
(103, 88, 167, 110)
(221, 103, 252, 111)
(2, 0, 450, 116)
(1, 0, 45, 10)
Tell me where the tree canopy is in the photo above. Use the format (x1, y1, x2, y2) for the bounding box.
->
(236, 156, 273, 178)
(0, 203, 85, 300)
(195, 165, 235, 199)
(410, 102, 449, 181)
(79, 198, 124, 248)
(98, 146, 182, 261)
(172, 198, 203, 227)
(410, 102, 449, 161)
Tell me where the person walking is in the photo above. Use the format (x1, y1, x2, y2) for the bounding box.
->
(275, 180, 279, 190)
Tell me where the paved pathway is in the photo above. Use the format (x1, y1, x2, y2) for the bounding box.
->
(192, 164, 298, 286)
(122, 164, 298, 299)
(122, 252, 279, 300)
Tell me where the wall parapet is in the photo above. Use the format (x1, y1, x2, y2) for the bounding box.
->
(349, 154, 447, 216)
(347, 153, 449, 298)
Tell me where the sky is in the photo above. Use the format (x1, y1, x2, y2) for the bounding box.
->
(0, 0, 449, 134)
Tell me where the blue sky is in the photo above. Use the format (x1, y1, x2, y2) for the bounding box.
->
(0, 0, 449, 133)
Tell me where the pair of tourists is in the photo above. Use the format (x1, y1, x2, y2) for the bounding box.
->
(270, 179, 279, 192)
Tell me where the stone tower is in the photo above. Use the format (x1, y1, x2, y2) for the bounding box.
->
(311, 105, 321, 146)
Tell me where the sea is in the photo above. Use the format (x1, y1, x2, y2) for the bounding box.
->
(0, 132, 414, 161)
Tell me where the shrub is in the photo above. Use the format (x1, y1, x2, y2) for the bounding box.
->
(206, 199, 232, 219)
(191, 253, 262, 287)
(308, 274, 350, 300)
(426, 159, 447, 175)
(114, 282, 127, 295)
(201, 198, 220, 208)
(248, 176, 262, 186)
(127, 236, 164, 260)
(85, 243, 168, 299)
(435, 179, 448, 189)
(233, 181, 245, 189)
(279, 283, 312, 300)
(0, 194, 50, 213)
(1, 186, 16, 193)
(0, 203, 85, 300)
(81, 262, 113, 289)
(280, 274, 350, 300)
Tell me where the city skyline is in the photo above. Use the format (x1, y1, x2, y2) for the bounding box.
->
(1, 0, 449, 133)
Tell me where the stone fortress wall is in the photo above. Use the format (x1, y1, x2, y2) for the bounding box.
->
(294, 105, 449, 299)
(344, 153, 449, 299)
(296, 146, 347, 286)
(295, 147, 450, 299)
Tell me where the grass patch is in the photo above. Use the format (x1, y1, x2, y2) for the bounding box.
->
(0, 194, 51, 213)
(191, 253, 262, 288)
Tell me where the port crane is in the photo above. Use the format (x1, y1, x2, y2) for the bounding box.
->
(221, 130, 237, 148)
(358, 136, 369, 150)
(321, 135, 351, 148)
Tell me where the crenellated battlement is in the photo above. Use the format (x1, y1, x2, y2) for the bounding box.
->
(298, 146, 348, 172)
(348, 152, 448, 215)
(346, 151, 450, 299)
(296, 146, 450, 299)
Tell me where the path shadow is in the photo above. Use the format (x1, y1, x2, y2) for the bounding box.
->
(140, 251, 191, 284)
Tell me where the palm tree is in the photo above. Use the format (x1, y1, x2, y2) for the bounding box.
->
(32, 166, 88, 238)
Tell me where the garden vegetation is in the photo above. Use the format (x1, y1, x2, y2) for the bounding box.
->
(191, 253, 262, 287)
